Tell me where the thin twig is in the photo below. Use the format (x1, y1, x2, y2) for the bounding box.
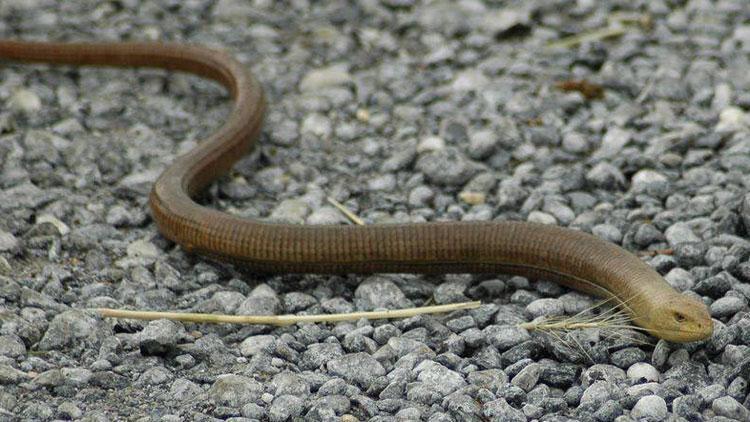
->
(94, 301, 481, 326)
(326, 196, 365, 226)
(546, 27, 629, 49)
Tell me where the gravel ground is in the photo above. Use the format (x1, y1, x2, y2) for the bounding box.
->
(2, 0, 750, 421)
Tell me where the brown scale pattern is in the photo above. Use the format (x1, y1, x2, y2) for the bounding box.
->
(0, 39, 713, 342)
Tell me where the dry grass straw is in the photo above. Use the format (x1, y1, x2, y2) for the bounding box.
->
(519, 293, 652, 363)
(95, 301, 481, 326)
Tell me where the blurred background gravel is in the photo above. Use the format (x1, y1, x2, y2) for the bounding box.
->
(1, 0, 750, 421)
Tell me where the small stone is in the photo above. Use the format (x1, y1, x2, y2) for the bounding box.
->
(299, 65, 352, 92)
(673, 242, 707, 267)
(468, 129, 498, 159)
(327, 353, 385, 388)
(409, 186, 435, 207)
(367, 174, 396, 192)
(483, 325, 531, 351)
(592, 127, 631, 160)
(511, 363, 541, 392)
(633, 224, 665, 247)
(39, 310, 100, 350)
(527, 211, 556, 225)
(591, 224, 622, 244)
(170, 378, 202, 401)
(664, 268, 695, 292)
(482, 398, 526, 422)
(126, 238, 160, 260)
(301, 113, 332, 138)
(631, 394, 668, 420)
(212, 0, 255, 19)
(525, 298, 565, 319)
(61, 368, 92, 387)
(611, 348, 647, 369)
(137, 319, 186, 356)
(354, 276, 411, 310)
(712, 396, 750, 421)
(33, 369, 64, 388)
(0, 230, 19, 253)
(0, 335, 25, 358)
(237, 284, 281, 315)
(412, 360, 466, 396)
(665, 222, 701, 247)
(627, 362, 659, 383)
(208, 374, 263, 407)
(451, 69, 489, 92)
(137, 366, 172, 386)
(458, 191, 486, 205)
(716, 106, 749, 132)
(0, 364, 28, 384)
(415, 147, 479, 186)
(710, 296, 747, 318)
(630, 170, 669, 198)
(562, 131, 589, 154)
(269, 395, 304, 422)
(269, 199, 310, 224)
(242, 403, 266, 419)
(57, 402, 83, 419)
(9, 88, 42, 113)
(301, 343, 343, 370)
(586, 162, 625, 189)
(590, 400, 622, 421)
(417, 136, 446, 153)
(307, 207, 349, 225)
(694, 273, 732, 298)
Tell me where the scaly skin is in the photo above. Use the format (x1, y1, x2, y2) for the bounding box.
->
(0, 40, 713, 342)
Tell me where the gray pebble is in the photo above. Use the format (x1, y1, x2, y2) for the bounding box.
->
(665, 222, 701, 247)
(511, 362, 541, 392)
(525, 298, 565, 319)
(586, 162, 626, 189)
(0, 230, 19, 253)
(468, 129, 498, 159)
(415, 147, 480, 186)
(592, 224, 623, 244)
(327, 352, 384, 389)
(710, 296, 747, 318)
(0, 364, 28, 384)
(299, 65, 352, 92)
(482, 325, 531, 351)
(630, 170, 670, 198)
(664, 267, 695, 292)
(0, 335, 25, 358)
(630, 394, 667, 420)
(712, 396, 750, 421)
(268, 199, 310, 224)
(38, 310, 101, 351)
(306, 206, 349, 225)
(626, 362, 659, 383)
(482, 398, 525, 422)
(57, 401, 83, 420)
(354, 276, 411, 310)
(592, 127, 631, 160)
(170, 378, 202, 402)
(137, 319, 186, 356)
(209, 374, 263, 407)
(268, 395, 304, 422)
(237, 284, 281, 316)
(412, 360, 466, 396)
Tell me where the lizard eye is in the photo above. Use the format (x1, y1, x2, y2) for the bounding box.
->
(674, 313, 686, 323)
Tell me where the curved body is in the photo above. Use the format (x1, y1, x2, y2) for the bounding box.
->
(0, 40, 712, 342)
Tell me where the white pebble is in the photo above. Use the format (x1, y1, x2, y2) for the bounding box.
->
(417, 136, 445, 153)
(627, 362, 660, 383)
